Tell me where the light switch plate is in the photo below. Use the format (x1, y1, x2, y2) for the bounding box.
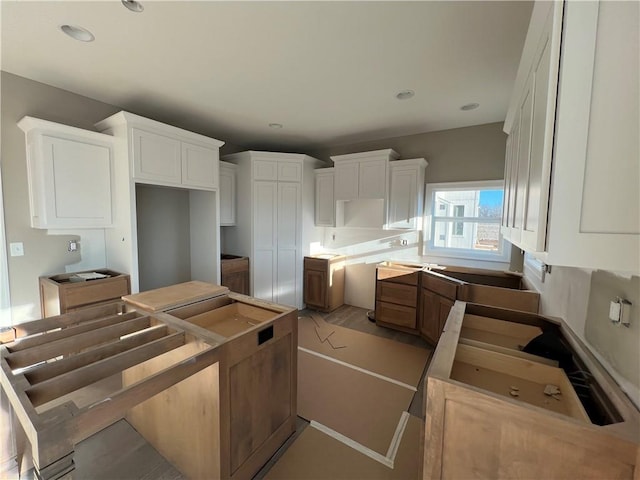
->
(9, 242, 24, 257)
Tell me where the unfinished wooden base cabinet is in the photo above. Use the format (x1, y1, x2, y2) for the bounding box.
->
(375, 263, 421, 333)
(303, 255, 345, 312)
(424, 302, 640, 479)
(0, 282, 297, 480)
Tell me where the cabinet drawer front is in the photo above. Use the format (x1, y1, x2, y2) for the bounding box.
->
(253, 160, 278, 181)
(304, 257, 328, 272)
(277, 161, 302, 182)
(220, 258, 249, 275)
(376, 280, 417, 307)
(422, 272, 459, 299)
(64, 277, 130, 309)
(376, 268, 419, 285)
(376, 301, 416, 329)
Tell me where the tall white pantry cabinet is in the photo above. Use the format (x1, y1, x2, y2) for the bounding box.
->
(221, 151, 324, 309)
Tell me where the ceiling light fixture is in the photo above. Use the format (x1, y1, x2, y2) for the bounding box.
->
(60, 25, 95, 42)
(395, 90, 415, 100)
(269, 123, 283, 129)
(460, 103, 480, 111)
(122, 0, 144, 12)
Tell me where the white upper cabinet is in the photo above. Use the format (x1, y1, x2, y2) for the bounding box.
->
(388, 158, 427, 230)
(314, 168, 335, 227)
(332, 149, 398, 201)
(503, 0, 639, 273)
(97, 111, 223, 191)
(219, 161, 236, 226)
(18, 116, 115, 229)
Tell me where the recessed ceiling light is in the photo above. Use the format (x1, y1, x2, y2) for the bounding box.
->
(460, 103, 480, 111)
(122, 0, 144, 12)
(60, 25, 95, 42)
(396, 90, 415, 100)
(269, 123, 283, 129)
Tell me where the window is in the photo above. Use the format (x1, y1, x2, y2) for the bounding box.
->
(424, 180, 508, 262)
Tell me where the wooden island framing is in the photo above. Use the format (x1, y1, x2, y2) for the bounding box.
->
(1, 281, 298, 480)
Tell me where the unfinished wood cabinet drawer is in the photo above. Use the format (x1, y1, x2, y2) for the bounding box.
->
(375, 301, 416, 329)
(458, 283, 539, 313)
(304, 257, 328, 272)
(421, 271, 460, 299)
(376, 280, 417, 307)
(39, 269, 131, 317)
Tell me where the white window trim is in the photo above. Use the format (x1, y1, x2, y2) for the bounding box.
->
(423, 180, 509, 263)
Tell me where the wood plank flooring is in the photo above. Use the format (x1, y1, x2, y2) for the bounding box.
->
(2, 305, 432, 480)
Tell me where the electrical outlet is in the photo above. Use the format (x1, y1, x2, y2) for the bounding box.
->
(9, 242, 24, 257)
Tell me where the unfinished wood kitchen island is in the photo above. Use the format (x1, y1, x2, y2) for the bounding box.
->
(424, 302, 640, 479)
(1, 281, 298, 480)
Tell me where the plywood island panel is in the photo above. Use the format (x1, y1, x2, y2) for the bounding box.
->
(424, 302, 640, 479)
(1, 282, 298, 480)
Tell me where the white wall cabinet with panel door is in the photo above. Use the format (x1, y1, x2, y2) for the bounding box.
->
(95, 111, 225, 292)
(332, 149, 398, 201)
(105, 111, 223, 191)
(18, 116, 115, 229)
(387, 158, 428, 230)
(502, 0, 562, 253)
(219, 161, 236, 226)
(221, 151, 324, 309)
(314, 168, 335, 227)
(503, 0, 639, 273)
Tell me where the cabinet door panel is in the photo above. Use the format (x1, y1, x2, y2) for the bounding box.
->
(253, 160, 278, 181)
(253, 182, 277, 301)
(315, 173, 335, 226)
(512, 78, 534, 246)
(219, 164, 236, 226)
(334, 162, 359, 201)
(41, 136, 113, 227)
(304, 269, 327, 308)
(132, 128, 181, 184)
(277, 161, 302, 182)
(388, 166, 418, 229)
(182, 142, 218, 190)
(420, 289, 441, 344)
(277, 183, 300, 307)
(359, 159, 387, 199)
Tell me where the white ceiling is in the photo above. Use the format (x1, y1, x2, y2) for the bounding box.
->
(1, 1, 532, 151)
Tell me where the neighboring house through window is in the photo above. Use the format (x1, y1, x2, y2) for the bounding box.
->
(424, 180, 509, 263)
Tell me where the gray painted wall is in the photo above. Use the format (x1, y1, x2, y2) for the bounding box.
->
(309, 121, 507, 183)
(135, 185, 192, 291)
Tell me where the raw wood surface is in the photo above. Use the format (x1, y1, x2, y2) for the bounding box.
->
(376, 281, 418, 307)
(122, 281, 229, 312)
(297, 350, 413, 456)
(124, 341, 222, 480)
(375, 301, 417, 330)
(459, 283, 540, 313)
(186, 302, 277, 337)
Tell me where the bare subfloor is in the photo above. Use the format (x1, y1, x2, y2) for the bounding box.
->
(4, 306, 432, 480)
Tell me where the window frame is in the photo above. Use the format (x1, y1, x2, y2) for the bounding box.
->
(423, 180, 509, 263)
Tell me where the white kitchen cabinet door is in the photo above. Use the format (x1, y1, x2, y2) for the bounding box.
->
(546, 0, 640, 272)
(40, 135, 113, 228)
(18, 116, 115, 229)
(334, 162, 359, 201)
(359, 158, 387, 199)
(277, 161, 302, 182)
(253, 159, 278, 181)
(521, 5, 560, 252)
(276, 182, 301, 307)
(388, 160, 426, 230)
(314, 169, 335, 226)
(252, 181, 277, 302)
(132, 128, 181, 185)
(501, 135, 513, 232)
(181, 142, 218, 190)
(219, 162, 236, 226)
